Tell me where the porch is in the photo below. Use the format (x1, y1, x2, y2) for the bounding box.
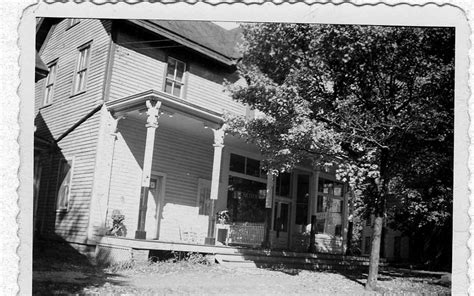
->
(96, 236, 382, 271)
(94, 89, 350, 256)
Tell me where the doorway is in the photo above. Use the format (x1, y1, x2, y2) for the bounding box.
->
(273, 200, 291, 249)
(294, 173, 310, 234)
(144, 174, 165, 240)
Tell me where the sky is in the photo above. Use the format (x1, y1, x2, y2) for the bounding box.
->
(212, 21, 240, 30)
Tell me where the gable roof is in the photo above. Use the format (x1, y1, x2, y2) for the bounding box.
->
(130, 20, 242, 66)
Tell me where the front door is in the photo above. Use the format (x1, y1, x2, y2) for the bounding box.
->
(145, 175, 164, 240)
(273, 200, 291, 249)
(294, 173, 310, 233)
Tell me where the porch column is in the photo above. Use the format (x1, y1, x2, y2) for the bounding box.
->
(205, 126, 225, 245)
(262, 171, 274, 249)
(135, 100, 161, 239)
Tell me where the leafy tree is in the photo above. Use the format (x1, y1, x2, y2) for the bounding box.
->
(226, 23, 454, 289)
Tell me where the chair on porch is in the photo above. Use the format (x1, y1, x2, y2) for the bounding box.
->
(179, 226, 199, 244)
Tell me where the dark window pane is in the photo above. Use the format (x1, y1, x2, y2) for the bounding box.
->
(317, 195, 324, 212)
(226, 176, 266, 223)
(318, 178, 334, 195)
(246, 157, 260, 177)
(316, 219, 325, 233)
(295, 203, 308, 225)
(176, 61, 185, 81)
(296, 174, 309, 203)
(276, 172, 291, 197)
(167, 59, 176, 78)
(229, 154, 245, 174)
(335, 224, 342, 236)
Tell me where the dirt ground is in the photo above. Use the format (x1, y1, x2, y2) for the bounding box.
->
(33, 259, 451, 295)
(32, 241, 450, 295)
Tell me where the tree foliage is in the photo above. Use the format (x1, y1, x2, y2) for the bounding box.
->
(226, 23, 454, 287)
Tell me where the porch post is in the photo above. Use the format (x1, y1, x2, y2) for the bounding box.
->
(135, 100, 161, 239)
(262, 171, 274, 249)
(205, 126, 225, 245)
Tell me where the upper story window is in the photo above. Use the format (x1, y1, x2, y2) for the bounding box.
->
(43, 60, 58, 105)
(72, 43, 91, 95)
(67, 18, 80, 29)
(164, 57, 185, 98)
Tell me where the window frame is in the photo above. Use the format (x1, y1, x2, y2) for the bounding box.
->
(55, 156, 75, 213)
(163, 56, 186, 98)
(229, 153, 266, 180)
(43, 59, 58, 106)
(71, 42, 92, 96)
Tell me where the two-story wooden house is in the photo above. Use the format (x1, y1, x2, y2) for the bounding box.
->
(35, 18, 352, 261)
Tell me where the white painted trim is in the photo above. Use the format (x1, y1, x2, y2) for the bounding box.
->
(228, 171, 267, 184)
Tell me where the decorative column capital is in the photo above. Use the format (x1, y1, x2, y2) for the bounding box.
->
(212, 126, 225, 148)
(145, 100, 161, 128)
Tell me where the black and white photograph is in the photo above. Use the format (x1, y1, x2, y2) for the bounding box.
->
(2, 1, 471, 295)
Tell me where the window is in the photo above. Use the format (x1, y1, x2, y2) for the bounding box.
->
(229, 153, 265, 178)
(164, 57, 185, 97)
(197, 179, 211, 215)
(364, 236, 372, 254)
(335, 224, 342, 236)
(295, 174, 310, 227)
(56, 157, 74, 211)
(275, 172, 291, 198)
(43, 60, 58, 105)
(72, 43, 91, 94)
(273, 202, 289, 232)
(68, 18, 80, 28)
(315, 177, 345, 237)
(227, 176, 266, 223)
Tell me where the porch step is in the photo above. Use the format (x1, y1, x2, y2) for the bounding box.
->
(215, 252, 386, 272)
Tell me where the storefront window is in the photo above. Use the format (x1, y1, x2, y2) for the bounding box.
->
(229, 153, 266, 178)
(295, 174, 310, 228)
(316, 177, 344, 237)
(227, 176, 266, 223)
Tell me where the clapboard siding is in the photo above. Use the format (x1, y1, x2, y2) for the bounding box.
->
(34, 19, 112, 243)
(106, 117, 215, 241)
(108, 25, 247, 116)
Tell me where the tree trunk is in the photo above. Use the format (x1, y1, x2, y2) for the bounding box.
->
(365, 148, 389, 291)
(365, 215, 384, 290)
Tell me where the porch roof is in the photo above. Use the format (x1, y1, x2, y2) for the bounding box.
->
(106, 89, 224, 128)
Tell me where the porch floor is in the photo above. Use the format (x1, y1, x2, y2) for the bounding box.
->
(97, 236, 378, 263)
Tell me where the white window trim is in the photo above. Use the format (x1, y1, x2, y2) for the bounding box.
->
(56, 156, 75, 213)
(43, 60, 58, 106)
(164, 56, 186, 98)
(71, 42, 92, 96)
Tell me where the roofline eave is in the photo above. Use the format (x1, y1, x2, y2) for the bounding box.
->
(106, 89, 225, 128)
